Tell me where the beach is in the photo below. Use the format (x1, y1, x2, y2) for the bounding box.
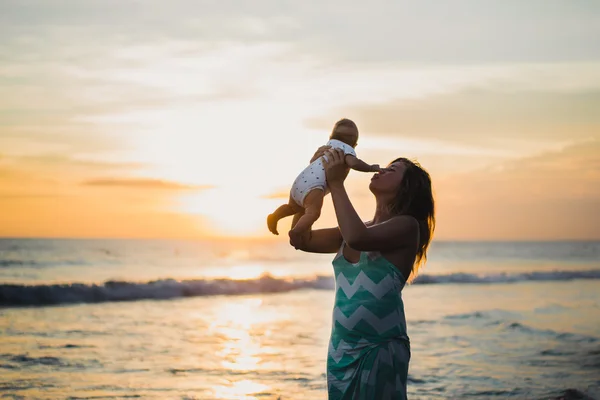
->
(2, 0, 599, 398)
(1, 239, 599, 399)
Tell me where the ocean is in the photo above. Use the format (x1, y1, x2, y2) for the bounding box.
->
(1, 238, 599, 399)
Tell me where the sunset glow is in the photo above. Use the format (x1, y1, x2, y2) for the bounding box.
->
(0, 1, 599, 242)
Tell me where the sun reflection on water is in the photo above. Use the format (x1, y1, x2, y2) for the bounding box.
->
(212, 379, 271, 400)
(209, 297, 283, 399)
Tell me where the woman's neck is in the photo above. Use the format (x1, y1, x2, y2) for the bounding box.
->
(372, 197, 395, 223)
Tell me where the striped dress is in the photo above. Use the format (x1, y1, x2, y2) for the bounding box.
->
(327, 245, 411, 400)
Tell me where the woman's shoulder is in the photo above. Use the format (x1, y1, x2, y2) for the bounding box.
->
(368, 216, 419, 230)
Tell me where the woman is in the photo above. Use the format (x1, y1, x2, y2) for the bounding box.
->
(289, 147, 435, 399)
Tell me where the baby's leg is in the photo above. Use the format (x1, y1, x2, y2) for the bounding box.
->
(291, 210, 305, 230)
(290, 189, 324, 234)
(267, 196, 302, 235)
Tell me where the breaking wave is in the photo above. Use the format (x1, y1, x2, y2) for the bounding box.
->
(1, 269, 599, 307)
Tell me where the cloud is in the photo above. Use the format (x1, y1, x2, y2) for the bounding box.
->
(1, 0, 599, 240)
(0, 127, 127, 160)
(0, 193, 66, 199)
(289, 1, 600, 64)
(307, 89, 600, 146)
(0, 154, 144, 191)
(2, 0, 598, 171)
(8, 154, 142, 169)
(82, 178, 216, 190)
(433, 139, 600, 239)
(261, 190, 289, 200)
(1, 0, 599, 64)
(0, 162, 56, 185)
(435, 139, 600, 210)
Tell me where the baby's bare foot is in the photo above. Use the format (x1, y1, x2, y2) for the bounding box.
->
(267, 214, 279, 235)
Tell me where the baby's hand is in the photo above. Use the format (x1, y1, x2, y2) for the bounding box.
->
(370, 164, 381, 172)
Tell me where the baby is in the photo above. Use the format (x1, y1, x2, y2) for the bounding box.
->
(267, 118, 380, 241)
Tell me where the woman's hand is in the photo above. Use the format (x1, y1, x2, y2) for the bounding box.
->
(323, 148, 350, 188)
(288, 229, 304, 250)
(310, 145, 331, 164)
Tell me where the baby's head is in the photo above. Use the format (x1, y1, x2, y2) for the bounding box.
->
(329, 118, 359, 148)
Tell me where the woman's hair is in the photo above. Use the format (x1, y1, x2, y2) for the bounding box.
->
(329, 118, 359, 147)
(388, 157, 435, 282)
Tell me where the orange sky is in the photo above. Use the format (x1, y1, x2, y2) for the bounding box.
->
(1, 1, 599, 241)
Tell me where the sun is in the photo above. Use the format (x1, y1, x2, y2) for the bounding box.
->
(177, 186, 280, 237)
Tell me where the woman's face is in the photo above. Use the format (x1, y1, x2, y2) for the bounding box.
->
(369, 161, 406, 195)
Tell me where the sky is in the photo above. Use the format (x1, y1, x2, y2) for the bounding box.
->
(0, 0, 599, 241)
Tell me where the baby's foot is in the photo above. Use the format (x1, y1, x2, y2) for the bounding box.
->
(267, 214, 279, 235)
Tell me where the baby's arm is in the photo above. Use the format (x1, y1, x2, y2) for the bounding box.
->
(345, 155, 380, 172)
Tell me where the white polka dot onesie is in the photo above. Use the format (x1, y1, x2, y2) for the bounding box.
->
(290, 139, 356, 207)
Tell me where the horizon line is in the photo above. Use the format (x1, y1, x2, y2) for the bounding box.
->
(0, 236, 598, 243)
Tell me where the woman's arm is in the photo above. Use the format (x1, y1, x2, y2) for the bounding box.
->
(289, 227, 342, 253)
(329, 184, 418, 251)
(323, 148, 419, 252)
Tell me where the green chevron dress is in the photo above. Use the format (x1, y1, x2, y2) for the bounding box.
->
(327, 245, 411, 400)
